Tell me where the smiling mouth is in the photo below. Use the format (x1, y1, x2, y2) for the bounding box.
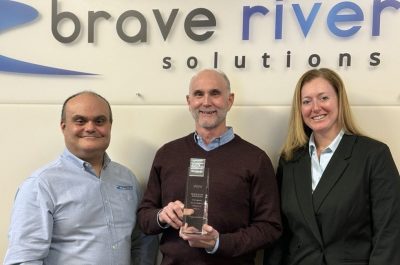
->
(199, 110, 217, 115)
(312, 114, 326, 121)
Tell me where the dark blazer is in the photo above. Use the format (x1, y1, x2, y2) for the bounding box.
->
(265, 134, 400, 265)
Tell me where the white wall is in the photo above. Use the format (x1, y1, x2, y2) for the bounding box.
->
(1, 1, 399, 264)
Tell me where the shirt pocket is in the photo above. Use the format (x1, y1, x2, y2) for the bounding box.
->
(109, 185, 137, 219)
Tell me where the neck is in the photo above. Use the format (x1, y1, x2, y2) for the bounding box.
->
(313, 128, 341, 151)
(196, 126, 228, 145)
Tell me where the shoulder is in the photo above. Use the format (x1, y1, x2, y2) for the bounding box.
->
(156, 133, 194, 154)
(24, 158, 63, 185)
(232, 134, 267, 154)
(345, 134, 390, 154)
(230, 135, 273, 164)
(283, 145, 308, 163)
(15, 158, 62, 199)
(353, 135, 387, 147)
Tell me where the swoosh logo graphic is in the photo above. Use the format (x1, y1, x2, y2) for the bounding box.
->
(0, 55, 95, 75)
(0, 0, 95, 75)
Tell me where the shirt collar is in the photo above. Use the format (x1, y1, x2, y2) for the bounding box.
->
(309, 129, 344, 156)
(62, 148, 111, 170)
(194, 127, 235, 151)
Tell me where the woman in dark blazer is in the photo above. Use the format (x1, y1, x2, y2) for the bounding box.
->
(264, 68, 400, 265)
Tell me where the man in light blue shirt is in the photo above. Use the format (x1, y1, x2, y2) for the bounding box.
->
(4, 91, 157, 265)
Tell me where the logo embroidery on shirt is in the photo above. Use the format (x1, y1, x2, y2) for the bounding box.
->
(116, 185, 133, 190)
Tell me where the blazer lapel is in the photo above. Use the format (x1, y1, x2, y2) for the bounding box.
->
(312, 134, 356, 212)
(293, 149, 323, 245)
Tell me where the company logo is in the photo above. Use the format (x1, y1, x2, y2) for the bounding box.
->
(0, 0, 94, 75)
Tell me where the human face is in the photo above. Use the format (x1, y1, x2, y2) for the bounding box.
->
(61, 93, 112, 163)
(301, 77, 340, 139)
(186, 70, 234, 136)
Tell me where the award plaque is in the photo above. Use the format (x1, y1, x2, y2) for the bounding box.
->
(181, 158, 209, 235)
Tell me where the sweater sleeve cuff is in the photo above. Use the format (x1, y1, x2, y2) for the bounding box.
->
(156, 209, 170, 229)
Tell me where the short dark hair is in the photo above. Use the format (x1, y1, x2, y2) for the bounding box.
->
(61, 91, 113, 123)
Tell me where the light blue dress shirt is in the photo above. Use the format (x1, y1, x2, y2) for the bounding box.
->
(194, 127, 235, 151)
(4, 149, 144, 265)
(309, 130, 344, 192)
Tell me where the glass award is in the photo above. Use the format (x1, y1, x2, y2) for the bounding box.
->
(181, 158, 209, 235)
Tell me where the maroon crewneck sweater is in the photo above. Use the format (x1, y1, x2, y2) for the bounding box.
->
(138, 133, 282, 265)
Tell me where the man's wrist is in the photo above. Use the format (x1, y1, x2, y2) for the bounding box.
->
(206, 236, 219, 254)
(156, 209, 170, 229)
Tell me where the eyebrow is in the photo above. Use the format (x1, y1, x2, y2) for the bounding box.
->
(71, 115, 108, 120)
(191, 87, 222, 93)
(302, 91, 332, 98)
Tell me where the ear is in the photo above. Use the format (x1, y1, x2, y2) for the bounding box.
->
(186, 95, 192, 110)
(227, 93, 235, 110)
(60, 121, 66, 131)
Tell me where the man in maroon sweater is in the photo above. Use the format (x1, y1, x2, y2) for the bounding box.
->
(138, 69, 282, 265)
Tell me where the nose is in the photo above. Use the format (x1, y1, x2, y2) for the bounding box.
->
(311, 100, 321, 113)
(85, 121, 96, 132)
(202, 94, 211, 106)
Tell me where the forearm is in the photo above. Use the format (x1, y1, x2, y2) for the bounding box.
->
(137, 207, 166, 235)
(217, 220, 281, 257)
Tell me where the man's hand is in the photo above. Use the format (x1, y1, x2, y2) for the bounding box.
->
(158, 200, 184, 229)
(180, 224, 219, 250)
